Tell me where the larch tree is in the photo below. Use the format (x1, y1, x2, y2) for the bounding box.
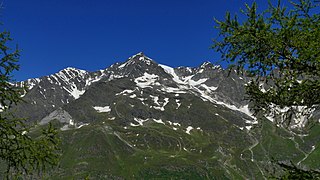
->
(213, 0, 320, 130)
(0, 30, 60, 178)
(213, 0, 320, 178)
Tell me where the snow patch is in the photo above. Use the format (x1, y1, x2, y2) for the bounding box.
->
(153, 119, 165, 125)
(188, 78, 208, 86)
(196, 127, 202, 131)
(116, 89, 135, 96)
(176, 99, 181, 109)
(131, 117, 149, 126)
(77, 123, 90, 129)
(186, 126, 194, 134)
(200, 84, 218, 92)
(159, 64, 184, 84)
(151, 97, 169, 111)
(150, 95, 160, 106)
(161, 86, 187, 94)
(69, 87, 85, 99)
(163, 98, 169, 108)
(108, 74, 124, 80)
(93, 106, 111, 113)
(134, 73, 159, 88)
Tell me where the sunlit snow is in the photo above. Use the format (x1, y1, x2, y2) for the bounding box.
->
(93, 106, 111, 113)
(153, 119, 165, 125)
(186, 126, 194, 134)
(134, 73, 159, 88)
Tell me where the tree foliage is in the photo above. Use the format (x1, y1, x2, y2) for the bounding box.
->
(267, 160, 320, 179)
(0, 30, 60, 178)
(275, 162, 320, 179)
(213, 0, 320, 129)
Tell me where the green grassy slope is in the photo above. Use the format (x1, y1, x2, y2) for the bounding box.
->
(38, 118, 320, 179)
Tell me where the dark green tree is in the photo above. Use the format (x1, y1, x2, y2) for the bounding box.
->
(274, 161, 320, 179)
(213, 0, 320, 178)
(213, 0, 320, 130)
(0, 30, 60, 178)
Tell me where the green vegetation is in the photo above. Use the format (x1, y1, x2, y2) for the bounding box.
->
(213, 0, 320, 128)
(213, 0, 320, 178)
(0, 30, 60, 178)
(26, 115, 318, 179)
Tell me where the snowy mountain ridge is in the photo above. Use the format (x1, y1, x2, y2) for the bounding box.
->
(12, 52, 317, 132)
(17, 53, 251, 120)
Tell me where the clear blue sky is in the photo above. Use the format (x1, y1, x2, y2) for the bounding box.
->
(4, 0, 273, 81)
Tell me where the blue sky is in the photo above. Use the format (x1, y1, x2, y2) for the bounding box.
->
(4, 0, 273, 81)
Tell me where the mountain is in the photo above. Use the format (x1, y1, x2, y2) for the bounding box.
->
(14, 52, 254, 127)
(5, 52, 320, 179)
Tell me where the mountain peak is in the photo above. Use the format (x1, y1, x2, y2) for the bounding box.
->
(136, 51, 144, 56)
(118, 52, 156, 69)
(128, 52, 146, 59)
(130, 52, 151, 61)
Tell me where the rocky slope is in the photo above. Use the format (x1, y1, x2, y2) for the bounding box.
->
(14, 52, 255, 128)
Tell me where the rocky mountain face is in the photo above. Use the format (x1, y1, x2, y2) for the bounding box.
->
(8, 52, 320, 179)
(14, 52, 255, 129)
